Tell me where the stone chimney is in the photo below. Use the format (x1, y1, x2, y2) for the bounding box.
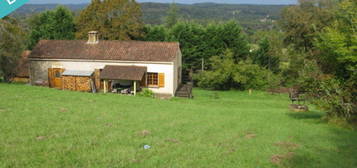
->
(87, 31, 99, 44)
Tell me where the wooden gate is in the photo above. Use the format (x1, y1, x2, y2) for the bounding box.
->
(48, 68, 64, 89)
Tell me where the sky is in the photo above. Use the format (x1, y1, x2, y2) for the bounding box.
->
(28, 0, 298, 5)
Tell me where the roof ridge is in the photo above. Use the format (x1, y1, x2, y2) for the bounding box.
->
(31, 39, 180, 62)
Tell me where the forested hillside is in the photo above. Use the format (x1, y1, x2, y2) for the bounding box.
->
(13, 3, 286, 31)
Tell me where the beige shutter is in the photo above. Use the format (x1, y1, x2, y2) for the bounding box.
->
(158, 73, 165, 88)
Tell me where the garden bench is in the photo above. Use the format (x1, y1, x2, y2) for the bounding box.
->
(289, 89, 306, 104)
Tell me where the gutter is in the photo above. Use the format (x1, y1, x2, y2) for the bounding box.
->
(28, 58, 174, 65)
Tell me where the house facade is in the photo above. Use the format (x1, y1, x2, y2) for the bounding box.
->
(28, 31, 182, 96)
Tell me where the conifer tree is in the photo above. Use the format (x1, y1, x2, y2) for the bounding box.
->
(165, 2, 178, 28)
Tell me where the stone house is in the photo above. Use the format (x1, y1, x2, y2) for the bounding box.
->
(28, 31, 182, 97)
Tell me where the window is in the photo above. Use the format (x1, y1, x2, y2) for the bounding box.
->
(55, 71, 61, 78)
(147, 73, 158, 87)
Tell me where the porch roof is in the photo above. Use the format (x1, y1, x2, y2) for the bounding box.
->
(100, 65, 147, 81)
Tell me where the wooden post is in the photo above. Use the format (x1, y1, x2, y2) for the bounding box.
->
(104, 80, 107, 93)
(133, 81, 137, 96)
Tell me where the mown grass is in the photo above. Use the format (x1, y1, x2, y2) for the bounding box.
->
(0, 83, 356, 168)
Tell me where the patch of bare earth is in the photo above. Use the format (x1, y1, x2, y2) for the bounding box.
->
(244, 133, 256, 139)
(217, 140, 238, 155)
(274, 141, 300, 150)
(0, 108, 6, 112)
(59, 108, 68, 113)
(271, 152, 294, 165)
(138, 130, 151, 137)
(131, 159, 141, 163)
(165, 138, 180, 144)
(36, 136, 46, 141)
(271, 141, 300, 165)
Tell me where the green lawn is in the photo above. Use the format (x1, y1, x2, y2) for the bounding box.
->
(0, 83, 356, 168)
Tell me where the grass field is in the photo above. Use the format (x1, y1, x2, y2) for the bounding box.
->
(0, 83, 356, 168)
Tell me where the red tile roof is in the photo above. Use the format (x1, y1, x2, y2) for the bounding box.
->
(100, 65, 147, 81)
(29, 40, 180, 62)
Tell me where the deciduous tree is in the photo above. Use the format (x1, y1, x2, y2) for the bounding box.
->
(280, 0, 335, 51)
(76, 0, 144, 40)
(0, 17, 25, 82)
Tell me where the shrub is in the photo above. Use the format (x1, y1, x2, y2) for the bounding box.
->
(194, 50, 281, 90)
(297, 60, 356, 119)
(233, 60, 281, 90)
(138, 88, 155, 98)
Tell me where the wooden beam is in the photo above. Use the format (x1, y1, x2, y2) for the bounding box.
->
(133, 81, 137, 96)
(104, 80, 107, 93)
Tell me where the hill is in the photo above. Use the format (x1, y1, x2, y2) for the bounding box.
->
(13, 3, 287, 31)
(1, 83, 356, 167)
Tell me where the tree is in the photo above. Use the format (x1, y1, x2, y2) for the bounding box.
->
(195, 50, 280, 90)
(75, 0, 104, 39)
(203, 21, 249, 65)
(290, 0, 357, 120)
(0, 17, 25, 82)
(28, 6, 75, 49)
(170, 22, 206, 71)
(315, 0, 357, 80)
(141, 25, 170, 41)
(218, 21, 250, 62)
(76, 0, 144, 40)
(280, 0, 336, 51)
(253, 38, 280, 73)
(165, 2, 179, 28)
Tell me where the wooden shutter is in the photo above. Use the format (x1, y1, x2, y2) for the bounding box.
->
(94, 69, 101, 90)
(158, 73, 165, 88)
(48, 68, 53, 87)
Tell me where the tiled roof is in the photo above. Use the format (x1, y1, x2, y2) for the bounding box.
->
(29, 40, 180, 62)
(100, 65, 147, 81)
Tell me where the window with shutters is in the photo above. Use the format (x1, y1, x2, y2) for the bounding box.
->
(147, 73, 158, 87)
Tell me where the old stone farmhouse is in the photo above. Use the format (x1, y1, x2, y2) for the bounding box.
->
(28, 31, 182, 97)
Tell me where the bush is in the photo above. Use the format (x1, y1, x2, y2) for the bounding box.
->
(313, 78, 356, 119)
(297, 60, 356, 119)
(194, 50, 281, 90)
(233, 60, 282, 90)
(138, 89, 155, 98)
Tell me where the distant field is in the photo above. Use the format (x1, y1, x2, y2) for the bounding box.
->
(0, 83, 356, 168)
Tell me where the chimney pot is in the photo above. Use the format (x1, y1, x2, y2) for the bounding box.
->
(87, 31, 99, 44)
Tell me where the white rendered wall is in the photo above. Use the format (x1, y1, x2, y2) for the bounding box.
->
(29, 60, 177, 95)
